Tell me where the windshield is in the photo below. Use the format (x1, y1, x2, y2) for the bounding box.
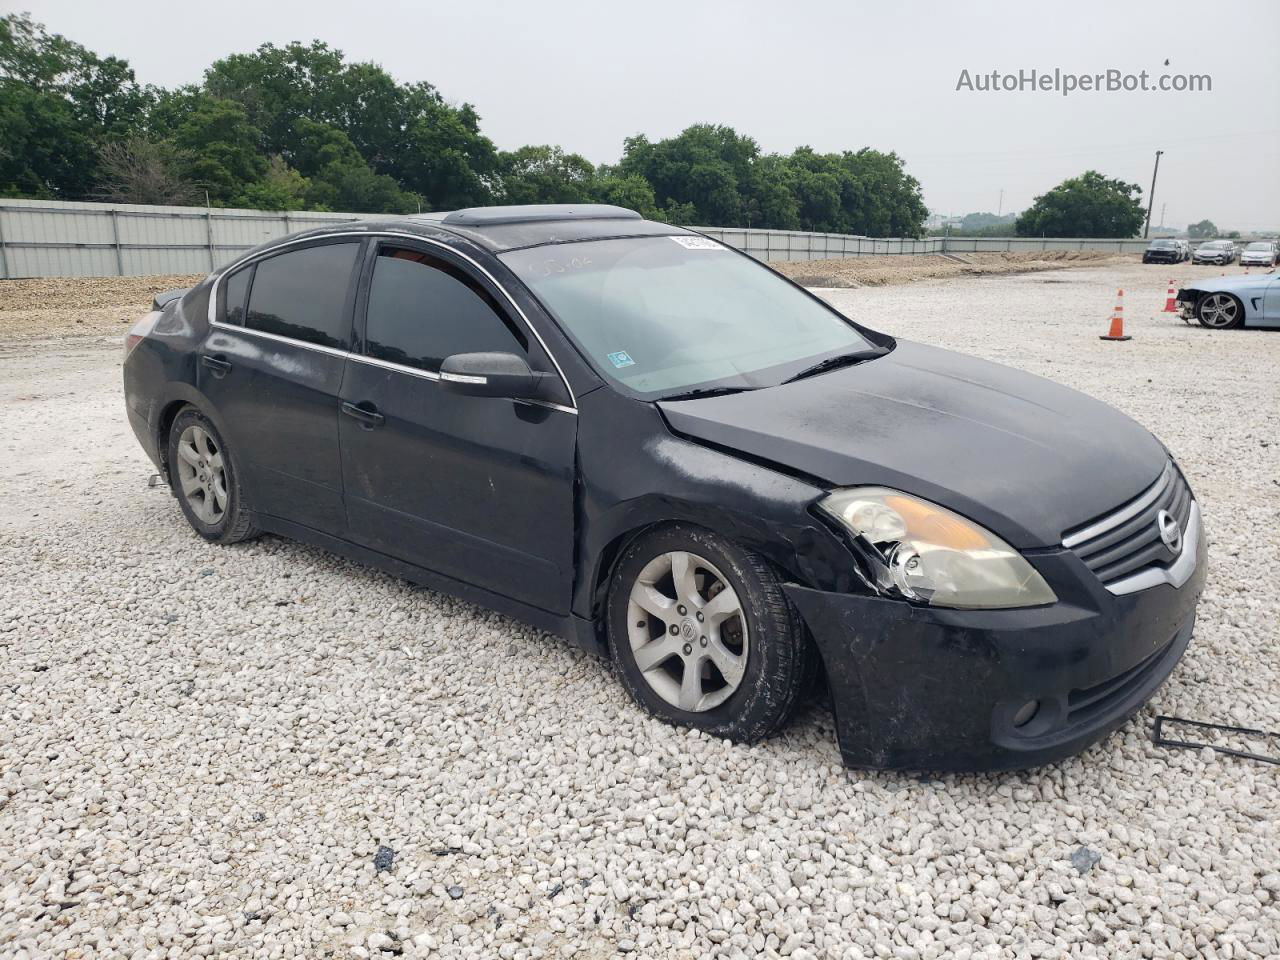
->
(1150, 240, 1176, 248)
(1246, 242, 1271, 251)
(501, 236, 878, 398)
(1203, 241, 1230, 249)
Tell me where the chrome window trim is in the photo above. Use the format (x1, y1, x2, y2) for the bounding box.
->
(345, 353, 577, 415)
(205, 229, 578, 410)
(208, 319, 349, 359)
(1105, 501, 1201, 596)
(1061, 462, 1174, 549)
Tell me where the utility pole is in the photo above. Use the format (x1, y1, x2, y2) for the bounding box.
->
(1143, 150, 1163, 239)
(1159, 203, 1166, 229)
(997, 188, 1004, 217)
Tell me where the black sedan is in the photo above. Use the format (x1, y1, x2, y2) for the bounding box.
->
(122, 205, 1205, 771)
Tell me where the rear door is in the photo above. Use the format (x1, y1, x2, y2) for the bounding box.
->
(338, 239, 577, 614)
(198, 238, 362, 533)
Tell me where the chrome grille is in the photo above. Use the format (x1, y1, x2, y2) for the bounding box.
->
(1063, 462, 1194, 590)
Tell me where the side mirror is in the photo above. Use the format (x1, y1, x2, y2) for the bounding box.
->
(439, 351, 557, 401)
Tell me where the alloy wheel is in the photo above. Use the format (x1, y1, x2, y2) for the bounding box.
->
(176, 424, 227, 525)
(1199, 293, 1239, 328)
(626, 551, 749, 712)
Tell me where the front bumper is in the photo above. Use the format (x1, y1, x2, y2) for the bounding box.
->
(784, 517, 1206, 771)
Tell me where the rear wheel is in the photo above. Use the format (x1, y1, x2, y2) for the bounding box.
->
(606, 524, 816, 744)
(1196, 292, 1244, 329)
(167, 407, 260, 543)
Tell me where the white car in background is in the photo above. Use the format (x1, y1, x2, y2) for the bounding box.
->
(1191, 240, 1237, 265)
(1239, 241, 1279, 269)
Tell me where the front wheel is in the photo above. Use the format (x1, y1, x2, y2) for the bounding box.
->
(606, 524, 817, 744)
(167, 407, 260, 543)
(1196, 292, 1244, 329)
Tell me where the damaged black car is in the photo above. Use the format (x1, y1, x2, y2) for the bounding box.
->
(122, 204, 1205, 771)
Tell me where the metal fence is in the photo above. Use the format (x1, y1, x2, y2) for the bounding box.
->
(0, 197, 1178, 278)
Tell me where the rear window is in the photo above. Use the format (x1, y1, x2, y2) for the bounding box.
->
(245, 242, 360, 349)
(221, 266, 250, 325)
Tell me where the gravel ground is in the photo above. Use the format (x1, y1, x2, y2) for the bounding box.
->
(2, 263, 1278, 960)
(772, 251, 1130, 288)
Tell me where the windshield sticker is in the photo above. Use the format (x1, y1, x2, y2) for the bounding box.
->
(607, 351, 635, 369)
(670, 236, 725, 251)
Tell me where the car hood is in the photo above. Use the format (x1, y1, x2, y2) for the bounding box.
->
(657, 340, 1167, 549)
(1182, 273, 1274, 294)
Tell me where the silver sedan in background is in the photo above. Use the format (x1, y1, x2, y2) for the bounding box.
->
(1240, 241, 1279, 268)
(1192, 240, 1238, 265)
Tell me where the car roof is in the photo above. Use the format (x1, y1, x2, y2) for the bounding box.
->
(230, 205, 695, 272)
(406, 204, 691, 253)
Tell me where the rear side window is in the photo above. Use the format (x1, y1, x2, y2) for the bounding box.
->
(363, 247, 528, 372)
(221, 266, 251, 325)
(245, 242, 360, 349)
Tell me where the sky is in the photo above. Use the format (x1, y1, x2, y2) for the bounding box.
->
(13, 0, 1280, 230)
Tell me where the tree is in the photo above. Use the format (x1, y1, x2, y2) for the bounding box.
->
(1187, 219, 1218, 239)
(1015, 171, 1144, 238)
(618, 125, 758, 227)
(0, 13, 152, 198)
(167, 94, 267, 204)
(592, 173, 661, 220)
(234, 155, 310, 210)
(498, 145, 595, 205)
(94, 137, 198, 205)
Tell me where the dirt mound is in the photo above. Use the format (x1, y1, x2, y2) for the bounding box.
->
(0, 275, 203, 340)
(774, 251, 1134, 288)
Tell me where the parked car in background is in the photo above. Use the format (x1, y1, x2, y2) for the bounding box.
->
(1239, 240, 1279, 269)
(1192, 240, 1237, 265)
(121, 204, 1206, 772)
(1142, 238, 1185, 264)
(1177, 273, 1280, 328)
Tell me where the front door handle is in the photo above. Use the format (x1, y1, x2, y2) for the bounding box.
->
(200, 354, 232, 377)
(341, 401, 385, 429)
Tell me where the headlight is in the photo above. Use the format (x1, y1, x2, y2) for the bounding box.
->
(819, 487, 1057, 609)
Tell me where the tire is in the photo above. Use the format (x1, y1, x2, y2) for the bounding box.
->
(606, 523, 816, 744)
(166, 406, 260, 543)
(1196, 292, 1244, 330)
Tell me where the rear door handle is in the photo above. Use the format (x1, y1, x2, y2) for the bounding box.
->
(341, 401, 385, 429)
(200, 354, 232, 377)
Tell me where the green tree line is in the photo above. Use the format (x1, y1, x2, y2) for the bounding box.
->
(0, 13, 928, 235)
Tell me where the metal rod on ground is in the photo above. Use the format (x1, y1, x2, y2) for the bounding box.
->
(110, 209, 124, 276)
(1144, 150, 1163, 239)
(205, 210, 215, 270)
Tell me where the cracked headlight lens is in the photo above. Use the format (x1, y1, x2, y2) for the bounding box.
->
(819, 487, 1057, 609)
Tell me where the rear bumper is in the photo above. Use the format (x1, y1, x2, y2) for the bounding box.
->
(784, 531, 1206, 771)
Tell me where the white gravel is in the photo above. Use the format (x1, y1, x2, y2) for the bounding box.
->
(2, 263, 1278, 959)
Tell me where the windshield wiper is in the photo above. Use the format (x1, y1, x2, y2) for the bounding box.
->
(657, 385, 756, 402)
(781, 348, 888, 384)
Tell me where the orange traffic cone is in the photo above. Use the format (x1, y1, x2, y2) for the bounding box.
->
(1162, 280, 1177, 313)
(1100, 288, 1131, 341)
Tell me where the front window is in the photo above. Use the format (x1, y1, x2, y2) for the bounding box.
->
(1150, 240, 1176, 248)
(501, 236, 878, 398)
(363, 246, 528, 373)
(1245, 242, 1271, 251)
(1202, 241, 1229, 249)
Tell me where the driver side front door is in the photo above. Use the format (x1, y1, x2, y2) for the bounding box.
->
(338, 240, 578, 615)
